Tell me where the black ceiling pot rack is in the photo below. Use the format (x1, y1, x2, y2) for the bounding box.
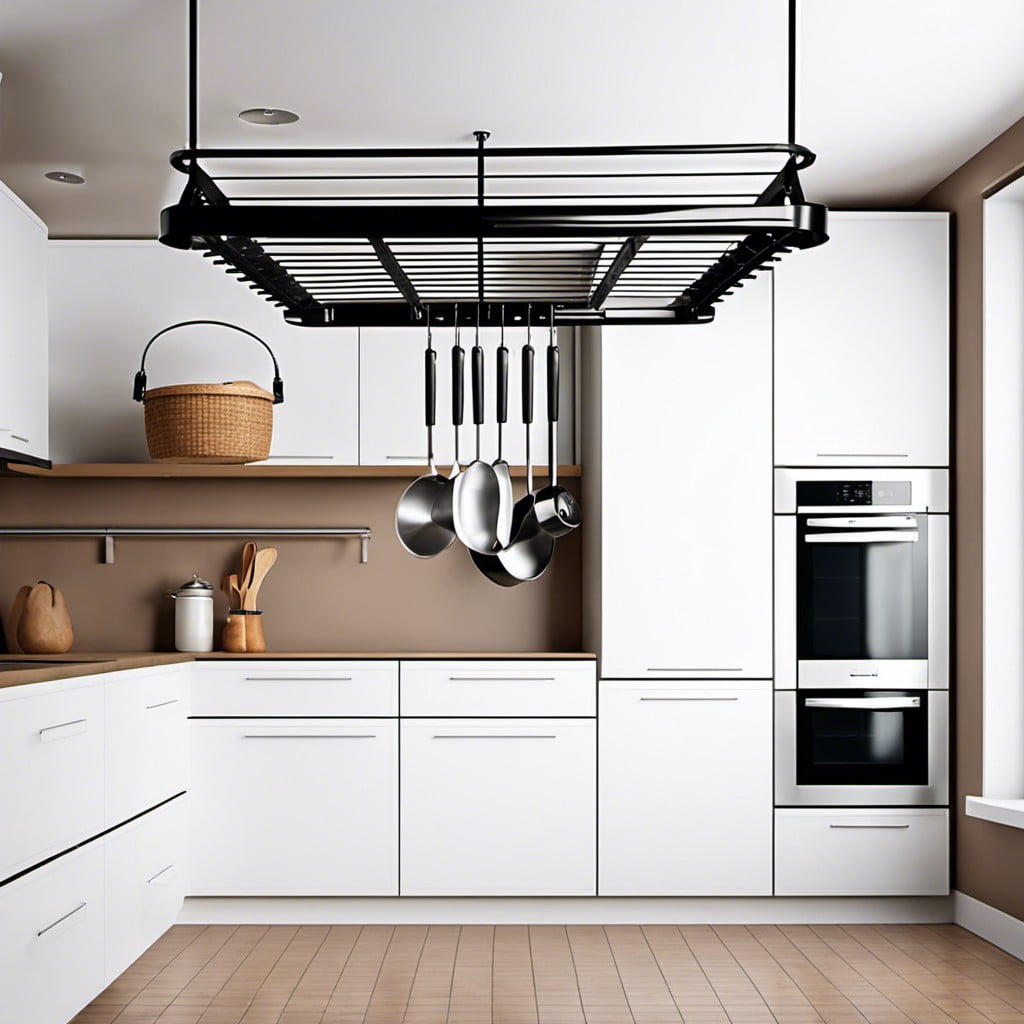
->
(159, 0, 828, 328)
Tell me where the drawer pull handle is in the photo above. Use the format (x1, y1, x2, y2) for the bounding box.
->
(244, 676, 354, 682)
(265, 455, 335, 461)
(146, 699, 180, 710)
(147, 864, 175, 885)
(432, 734, 557, 740)
(647, 668, 742, 673)
(640, 697, 739, 702)
(447, 676, 556, 682)
(816, 452, 909, 458)
(243, 733, 376, 739)
(37, 902, 87, 937)
(829, 823, 911, 829)
(386, 455, 427, 460)
(39, 718, 87, 738)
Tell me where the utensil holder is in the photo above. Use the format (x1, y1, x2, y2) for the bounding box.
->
(222, 609, 264, 653)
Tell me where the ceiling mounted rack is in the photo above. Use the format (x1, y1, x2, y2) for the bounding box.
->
(159, 1, 828, 327)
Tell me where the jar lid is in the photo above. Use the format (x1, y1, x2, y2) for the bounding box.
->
(176, 573, 213, 592)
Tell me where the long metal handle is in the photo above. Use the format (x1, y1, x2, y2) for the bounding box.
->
(244, 676, 354, 682)
(805, 516, 917, 529)
(829, 823, 911, 830)
(816, 453, 909, 459)
(39, 718, 87, 737)
(146, 699, 179, 710)
(432, 734, 557, 740)
(640, 696, 739, 702)
(804, 531, 918, 544)
(37, 902, 87, 937)
(805, 697, 921, 710)
(447, 675, 556, 682)
(647, 667, 742, 673)
(147, 864, 176, 885)
(243, 733, 377, 739)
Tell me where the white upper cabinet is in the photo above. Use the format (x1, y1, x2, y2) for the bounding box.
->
(47, 241, 358, 464)
(774, 212, 949, 467)
(359, 326, 575, 467)
(0, 180, 48, 463)
(590, 274, 773, 679)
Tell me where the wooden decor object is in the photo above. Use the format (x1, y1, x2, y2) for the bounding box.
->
(15, 582, 74, 653)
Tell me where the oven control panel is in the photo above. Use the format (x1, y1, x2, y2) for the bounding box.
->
(796, 480, 912, 506)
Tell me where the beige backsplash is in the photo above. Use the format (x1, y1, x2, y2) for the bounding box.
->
(0, 477, 582, 653)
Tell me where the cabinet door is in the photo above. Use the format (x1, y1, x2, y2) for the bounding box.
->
(598, 274, 773, 679)
(598, 681, 772, 895)
(0, 180, 48, 462)
(400, 718, 596, 895)
(105, 798, 187, 984)
(0, 842, 105, 1024)
(105, 667, 189, 827)
(188, 719, 397, 895)
(359, 326, 574, 467)
(774, 212, 949, 466)
(47, 241, 358, 463)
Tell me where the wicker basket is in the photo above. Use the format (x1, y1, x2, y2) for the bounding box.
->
(132, 321, 285, 465)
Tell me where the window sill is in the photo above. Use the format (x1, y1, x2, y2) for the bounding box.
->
(966, 796, 1024, 830)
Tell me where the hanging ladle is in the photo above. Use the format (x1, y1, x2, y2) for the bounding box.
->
(395, 317, 457, 557)
(427, 311, 464, 538)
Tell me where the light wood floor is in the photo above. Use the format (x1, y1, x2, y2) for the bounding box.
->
(72, 923, 1024, 1024)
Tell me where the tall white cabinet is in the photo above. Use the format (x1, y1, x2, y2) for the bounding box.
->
(0, 180, 48, 464)
(774, 211, 949, 467)
(584, 273, 773, 679)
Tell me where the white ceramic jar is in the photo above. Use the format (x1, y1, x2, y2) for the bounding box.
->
(170, 574, 214, 652)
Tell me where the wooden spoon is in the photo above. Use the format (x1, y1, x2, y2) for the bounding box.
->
(239, 541, 257, 606)
(220, 573, 243, 610)
(245, 547, 278, 610)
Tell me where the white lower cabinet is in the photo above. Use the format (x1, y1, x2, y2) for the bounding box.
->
(598, 681, 772, 895)
(400, 719, 596, 896)
(189, 719, 398, 895)
(774, 808, 950, 896)
(0, 842, 106, 1024)
(105, 797, 187, 982)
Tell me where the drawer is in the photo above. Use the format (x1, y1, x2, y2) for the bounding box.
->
(106, 667, 190, 826)
(0, 680, 105, 879)
(191, 660, 398, 716)
(774, 808, 949, 896)
(400, 660, 596, 717)
(106, 797, 187, 983)
(0, 841, 105, 1024)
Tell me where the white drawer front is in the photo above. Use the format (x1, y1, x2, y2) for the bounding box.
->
(401, 660, 596, 717)
(774, 808, 949, 896)
(191, 661, 398, 716)
(0, 682, 105, 879)
(105, 797, 187, 983)
(106, 668, 190, 826)
(0, 842, 105, 1024)
(189, 719, 398, 895)
(401, 718, 596, 895)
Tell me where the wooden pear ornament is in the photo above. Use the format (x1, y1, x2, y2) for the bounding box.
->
(17, 582, 74, 654)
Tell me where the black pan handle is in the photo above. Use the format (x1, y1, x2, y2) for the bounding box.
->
(547, 344, 559, 424)
(472, 344, 484, 426)
(451, 343, 464, 427)
(496, 345, 509, 425)
(522, 344, 534, 426)
(424, 347, 436, 428)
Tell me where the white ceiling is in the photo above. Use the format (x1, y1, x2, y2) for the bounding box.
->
(1, 0, 1023, 235)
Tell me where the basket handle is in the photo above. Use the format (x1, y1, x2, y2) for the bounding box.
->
(132, 320, 284, 404)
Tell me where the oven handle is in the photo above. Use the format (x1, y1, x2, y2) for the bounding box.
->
(804, 697, 921, 710)
(803, 531, 918, 544)
(805, 516, 917, 529)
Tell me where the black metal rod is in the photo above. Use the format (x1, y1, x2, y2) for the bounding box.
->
(788, 0, 797, 146)
(188, 0, 197, 152)
(589, 236, 650, 308)
(228, 193, 763, 202)
(368, 237, 424, 315)
(210, 170, 780, 182)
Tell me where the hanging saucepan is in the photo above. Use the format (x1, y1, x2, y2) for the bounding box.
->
(395, 322, 456, 557)
(452, 323, 503, 554)
(428, 316, 465, 536)
(471, 331, 554, 586)
(533, 320, 582, 537)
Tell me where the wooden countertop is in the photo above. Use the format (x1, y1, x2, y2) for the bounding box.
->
(0, 650, 596, 689)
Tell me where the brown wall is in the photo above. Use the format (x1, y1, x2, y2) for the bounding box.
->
(0, 477, 582, 653)
(919, 116, 1024, 923)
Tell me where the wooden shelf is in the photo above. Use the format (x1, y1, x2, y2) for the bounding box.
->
(1, 462, 582, 480)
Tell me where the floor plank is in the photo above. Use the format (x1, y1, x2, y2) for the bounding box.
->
(71, 924, 1023, 1024)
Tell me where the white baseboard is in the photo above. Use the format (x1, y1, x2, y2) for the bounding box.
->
(179, 895, 953, 926)
(954, 891, 1024, 960)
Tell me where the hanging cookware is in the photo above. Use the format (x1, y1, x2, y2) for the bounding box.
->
(471, 330, 554, 586)
(396, 324, 457, 557)
(491, 313, 514, 550)
(533, 322, 582, 537)
(428, 317, 465, 537)
(452, 326, 503, 554)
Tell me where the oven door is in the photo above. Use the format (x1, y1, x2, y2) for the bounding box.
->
(797, 514, 928, 688)
(775, 690, 948, 806)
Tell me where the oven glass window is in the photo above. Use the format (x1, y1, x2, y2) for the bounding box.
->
(797, 515, 928, 661)
(796, 690, 929, 785)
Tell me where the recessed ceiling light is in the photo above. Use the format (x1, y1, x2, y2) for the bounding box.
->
(238, 108, 299, 125)
(45, 170, 85, 185)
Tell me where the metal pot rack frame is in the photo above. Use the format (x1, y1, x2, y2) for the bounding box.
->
(159, 1, 828, 329)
